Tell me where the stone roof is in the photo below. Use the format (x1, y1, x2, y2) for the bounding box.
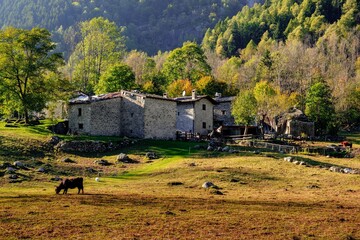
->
(69, 92, 122, 105)
(174, 95, 218, 104)
(120, 90, 176, 102)
(213, 96, 236, 103)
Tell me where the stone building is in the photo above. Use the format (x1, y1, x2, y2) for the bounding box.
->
(68, 91, 177, 139)
(174, 90, 216, 136)
(213, 94, 236, 128)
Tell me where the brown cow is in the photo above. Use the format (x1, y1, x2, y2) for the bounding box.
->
(55, 177, 84, 194)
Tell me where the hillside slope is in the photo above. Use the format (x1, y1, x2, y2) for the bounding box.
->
(0, 0, 256, 54)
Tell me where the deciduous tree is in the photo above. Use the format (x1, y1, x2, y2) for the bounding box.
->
(0, 27, 64, 123)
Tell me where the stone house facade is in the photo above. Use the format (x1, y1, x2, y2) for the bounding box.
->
(213, 95, 236, 128)
(175, 90, 216, 136)
(68, 91, 177, 139)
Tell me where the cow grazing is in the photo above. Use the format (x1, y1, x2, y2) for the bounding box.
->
(55, 177, 84, 194)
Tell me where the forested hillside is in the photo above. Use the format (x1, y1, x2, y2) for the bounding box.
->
(203, 0, 359, 57)
(0, 0, 252, 55)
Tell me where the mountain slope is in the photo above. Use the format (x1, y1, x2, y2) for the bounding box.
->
(0, 0, 254, 54)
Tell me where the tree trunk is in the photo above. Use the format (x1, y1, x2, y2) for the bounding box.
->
(244, 125, 248, 136)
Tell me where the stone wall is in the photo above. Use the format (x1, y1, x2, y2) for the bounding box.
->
(213, 101, 235, 127)
(287, 120, 315, 137)
(176, 102, 195, 133)
(194, 98, 213, 135)
(144, 98, 177, 139)
(90, 98, 122, 136)
(121, 92, 145, 138)
(68, 103, 92, 135)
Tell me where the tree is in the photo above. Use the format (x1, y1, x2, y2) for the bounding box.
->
(95, 63, 135, 94)
(231, 90, 257, 135)
(305, 81, 337, 135)
(195, 76, 228, 97)
(124, 50, 156, 86)
(166, 79, 194, 98)
(68, 17, 125, 94)
(0, 27, 64, 123)
(162, 42, 211, 84)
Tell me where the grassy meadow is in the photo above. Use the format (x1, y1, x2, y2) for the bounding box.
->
(0, 121, 360, 239)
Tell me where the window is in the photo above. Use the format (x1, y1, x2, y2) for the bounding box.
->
(131, 113, 134, 117)
(78, 123, 83, 129)
(222, 110, 226, 115)
(202, 122, 206, 129)
(202, 104, 206, 110)
(78, 108, 82, 116)
(178, 112, 180, 116)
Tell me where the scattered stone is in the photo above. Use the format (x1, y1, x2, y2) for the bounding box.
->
(9, 174, 18, 179)
(62, 158, 76, 163)
(48, 136, 61, 145)
(293, 161, 299, 165)
(95, 177, 100, 182)
(167, 181, 183, 186)
(210, 189, 224, 195)
(202, 182, 216, 189)
(6, 167, 16, 174)
(164, 211, 176, 216)
(284, 157, 294, 162)
(94, 159, 111, 166)
(299, 161, 306, 166)
(188, 162, 196, 167)
(307, 184, 320, 189)
(207, 146, 213, 151)
(341, 168, 352, 174)
(13, 161, 24, 168)
(222, 146, 230, 152)
(145, 152, 159, 160)
(252, 150, 260, 154)
(230, 178, 240, 183)
(116, 153, 137, 163)
(37, 167, 46, 173)
(86, 167, 97, 173)
(329, 166, 342, 173)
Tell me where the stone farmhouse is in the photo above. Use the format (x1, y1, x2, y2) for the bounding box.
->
(69, 90, 217, 139)
(69, 90, 177, 139)
(174, 90, 217, 136)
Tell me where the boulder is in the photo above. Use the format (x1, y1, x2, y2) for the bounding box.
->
(37, 167, 46, 173)
(48, 136, 61, 145)
(145, 152, 159, 160)
(202, 182, 216, 189)
(94, 159, 111, 166)
(329, 166, 342, 173)
(284, 157, 294, 162)
(62, 158, 76, 163)
(222, 146, 230, 152)
(13, 161, 24, 168)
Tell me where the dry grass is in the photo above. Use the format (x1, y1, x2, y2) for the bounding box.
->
(1, 124, 360, 239)
(1, 151, 360, 239)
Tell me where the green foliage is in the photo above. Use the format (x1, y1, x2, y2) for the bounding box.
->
(95, 63, 135, 94)
(195, 76, 228, 97)
(0, 0, 248, 55)
(305, 81, 337, 135)
(0, 27, 64, 122)
(68, 17, 125, 94)
(162, 42, 211, 83)
(231, 90, 257, 133)
(166, 79, 193, 98)
(202, 0, 354, 57)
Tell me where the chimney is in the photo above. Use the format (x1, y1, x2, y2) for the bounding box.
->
(215, 92, 222, 98)
(163, 93, 168, 98)
(192, 89, 196, 100)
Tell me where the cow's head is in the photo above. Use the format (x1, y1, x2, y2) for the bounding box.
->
(55, 186, 61, 194)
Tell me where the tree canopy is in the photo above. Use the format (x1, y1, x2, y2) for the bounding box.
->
(0, 27, 64, 122)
